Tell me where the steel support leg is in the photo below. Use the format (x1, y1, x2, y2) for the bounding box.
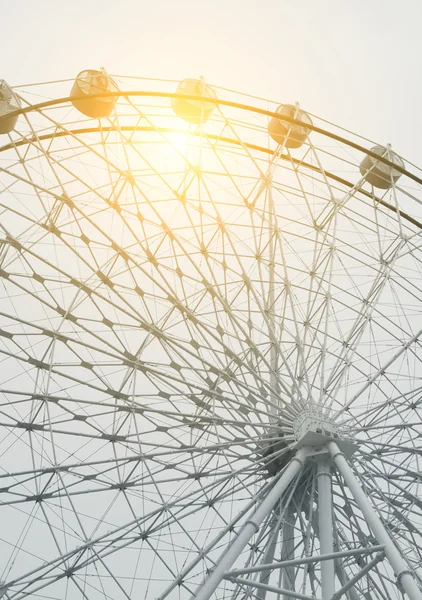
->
(317, 461, 335, 600)
(256, 511, 280, 600)
(333, 522, 361, 600)
(158, 476, 278, 600)
(190, 448, 308, 600)
(282, 503, 296, 600)
(327, 441, 422, 600)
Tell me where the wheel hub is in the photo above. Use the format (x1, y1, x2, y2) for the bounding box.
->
(293, 407, 357, 457)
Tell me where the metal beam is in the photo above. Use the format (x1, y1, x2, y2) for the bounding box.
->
(226, 545, 386, 576)
(332, 521, 361, 600)
(190, 448, 308, 600)
(282, 503, 296, 600)
(328, 441, 422, 600)
(3, 90, 418, 187)
(157, 476, 278, 599)
(228, 576, 320, 600)
(331, 552, 385, 600)
(256, 511, 280, 600)
(317, 461, 335, 600)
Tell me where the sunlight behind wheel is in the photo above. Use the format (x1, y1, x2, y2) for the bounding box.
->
(0, 73, 421, 600)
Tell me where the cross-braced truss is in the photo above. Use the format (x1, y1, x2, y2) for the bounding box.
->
(0, 76, 421, 600)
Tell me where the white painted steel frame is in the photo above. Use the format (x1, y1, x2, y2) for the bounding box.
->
(0, 77, 421, 600)
(190, 448, 308, 600)
(317, 460, 335, 600)
(328, 441, 421, 600)
(208, 444, 421, 600)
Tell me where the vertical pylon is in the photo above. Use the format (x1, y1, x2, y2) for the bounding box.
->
(282, 502, 296, 600)
(317, 460, 335, 600)
(328, 441, 422, 600)
(191, 441, 422, 600)
(191, 449, 307, 600)
(256, 510, 280, 600)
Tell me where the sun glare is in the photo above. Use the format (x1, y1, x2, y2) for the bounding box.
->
(168, 130, 189, 153)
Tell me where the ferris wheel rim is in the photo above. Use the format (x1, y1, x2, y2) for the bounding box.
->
(1, 122, 421, 232)
(1, 87, 418, 186)
(0, 76, 421, 600)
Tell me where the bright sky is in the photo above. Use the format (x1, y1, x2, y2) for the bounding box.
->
(0, 3, 421, 596)
(2, 0, 421, 162)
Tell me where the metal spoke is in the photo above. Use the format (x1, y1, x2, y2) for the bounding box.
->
(0, 76, 421, 600)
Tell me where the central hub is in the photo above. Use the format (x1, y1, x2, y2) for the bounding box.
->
(256, 407, 357, 476)
(293, 406, 357, 457)
(293, 407, 339, 441)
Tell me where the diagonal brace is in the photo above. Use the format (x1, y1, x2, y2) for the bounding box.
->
(227, 576, 321, 600)
(330, 552, 385, 600)
(328, 441, 422, 600)
(225, 545, 386, 576)
(190, 448, 308, 600)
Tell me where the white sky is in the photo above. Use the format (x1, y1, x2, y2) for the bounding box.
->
(0, 2, 421, 595)
(2, 0, 421, 165)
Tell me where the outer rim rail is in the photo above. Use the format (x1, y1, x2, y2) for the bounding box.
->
(0, 123, 421, 232)
(0, 89, 420, 184)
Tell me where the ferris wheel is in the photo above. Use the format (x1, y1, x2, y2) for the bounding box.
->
(0, 70, 421, 600)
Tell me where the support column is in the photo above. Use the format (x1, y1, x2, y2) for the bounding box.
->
(191, 448, 308, 600)
(317, 461, 335, 600)
(256, 513, 279, 600)
(328, 441, 422, 600)
(333, 522, 361, 600)
(282, 503, 296, 600)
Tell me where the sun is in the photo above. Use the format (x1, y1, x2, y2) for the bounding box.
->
(167, 130, 190, 153)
